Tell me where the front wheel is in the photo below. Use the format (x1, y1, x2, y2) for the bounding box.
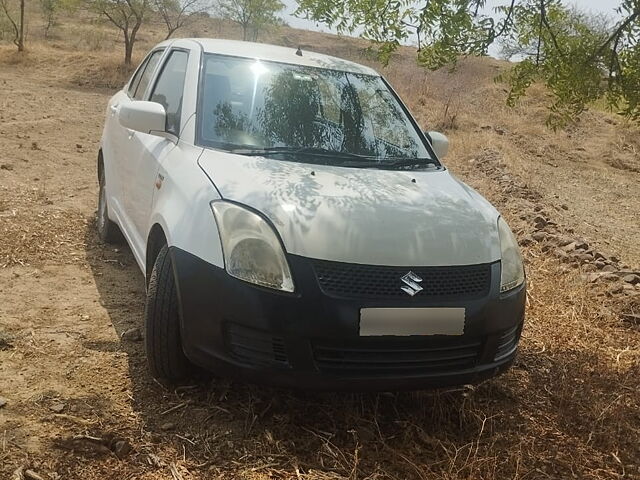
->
(145, 245, 192, 381)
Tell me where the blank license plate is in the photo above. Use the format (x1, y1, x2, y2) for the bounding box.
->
(359, 308, 465, 336)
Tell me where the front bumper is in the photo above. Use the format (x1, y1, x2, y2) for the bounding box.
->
(170, 247, 526, 391)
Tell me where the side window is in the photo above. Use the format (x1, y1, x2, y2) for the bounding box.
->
(130, 50, 164, 100)
(149, 50, 189, 136)
(127, 58, 148, 97)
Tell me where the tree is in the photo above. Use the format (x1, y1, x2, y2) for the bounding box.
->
(154, 0, 206, 39)
(89, 0, 150, 65)
(0, 0, 25, 51)
(39, 0, 61, 37)
(216, 0, 284, 42)
(296, 0, 640, 127)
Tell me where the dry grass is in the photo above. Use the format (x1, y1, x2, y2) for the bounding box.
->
(0, 12, 639, 480)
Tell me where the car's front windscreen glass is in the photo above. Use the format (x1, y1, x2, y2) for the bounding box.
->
(197, 54, 437, 169)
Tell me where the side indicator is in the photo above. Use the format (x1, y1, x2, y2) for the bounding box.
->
(155, 173, 164, 189)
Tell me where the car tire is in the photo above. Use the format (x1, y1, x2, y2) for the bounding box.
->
(145, 244, 192, 382)
(97, 165, 123, 244)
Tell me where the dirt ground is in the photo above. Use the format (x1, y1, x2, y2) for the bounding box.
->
(1, 20, 639, 480)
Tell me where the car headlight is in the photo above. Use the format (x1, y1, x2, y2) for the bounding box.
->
(211, 201, 294, 292)
(498, 217, 525, 292)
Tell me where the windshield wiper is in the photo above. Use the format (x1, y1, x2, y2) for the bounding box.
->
(333, 157, 439, 170)
(228, 147, 438, 169)
(228, 146, 375, 161)
(380, 158, 440, 170)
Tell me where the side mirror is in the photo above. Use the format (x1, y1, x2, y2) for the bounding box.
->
(118, 101, 166, 136)
(425, 131, 449, 159)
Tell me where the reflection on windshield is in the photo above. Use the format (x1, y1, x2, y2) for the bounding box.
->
(197, 54, 433, 167)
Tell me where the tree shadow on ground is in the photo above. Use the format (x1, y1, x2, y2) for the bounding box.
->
(82, 220, 638, 480)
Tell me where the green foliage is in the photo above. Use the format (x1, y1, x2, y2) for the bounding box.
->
(39, 0, 63, 37)
(297, 0, 640, 127)
(498, 1, 612, 127)
(215, 0, 285, 41)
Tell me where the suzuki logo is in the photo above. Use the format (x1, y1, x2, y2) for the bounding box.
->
(400, 271, 423, 296)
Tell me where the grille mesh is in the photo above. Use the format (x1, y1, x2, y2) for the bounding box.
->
(312, 260, 492, 299)
(314, 337, 481, 376)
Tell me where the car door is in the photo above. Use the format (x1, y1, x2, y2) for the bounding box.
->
(106, 48, 165, 226)
(122, 48, 190, 260)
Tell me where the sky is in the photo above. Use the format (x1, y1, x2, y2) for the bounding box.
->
(282, 0, 623, 43)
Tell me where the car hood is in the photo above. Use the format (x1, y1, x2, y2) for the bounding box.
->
(198, 151, 501, 266)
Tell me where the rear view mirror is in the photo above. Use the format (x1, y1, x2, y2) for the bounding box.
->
(425, 131, 450, 159)
(118, 101, 166, 136)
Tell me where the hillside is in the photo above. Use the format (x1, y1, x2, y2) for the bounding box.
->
(0, 13, 639, 480)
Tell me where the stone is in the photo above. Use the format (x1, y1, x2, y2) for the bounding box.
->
(24, 470, 46, 480)
(561, 204, 569, 210)
(113, 439, 132, 459)
(602, 273, 620, 282)
(533, 215, 548, 229)
(584, 273, 602, 283)
(622, 274, 640, 285)
(582, 264, 597, 272)
(50, 402, 65, 413)
(121, 328, 142, 342)
(601, 265, 617, 273)
(608, 284, 623, 295)
(520, 235, 535, 246)
(532, 231, 547, 242)
(160, 422, 175, 431)
(562, 242, 577, 252)
(593, 252, 606, 260)
(0, 397, 7, 408)
(594, 260, 606, 269)
(576, 253, 594, 263)
(554, 249, 570, 262)
(556, 236, 574, 247)
(574, 240, 589, 250)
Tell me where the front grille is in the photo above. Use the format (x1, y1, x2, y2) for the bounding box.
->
(314, 337, 481, 376)
(494, 325, 520, 361)
(226, 323, 289, 368)
(312, 260, 492, 299)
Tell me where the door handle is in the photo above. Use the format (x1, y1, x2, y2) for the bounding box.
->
(110, 105, 119, 115)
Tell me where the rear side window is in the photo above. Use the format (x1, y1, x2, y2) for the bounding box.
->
(128, 58, 148, 97)
(149, 50, 189, 136)
(129, 49, 164, 100)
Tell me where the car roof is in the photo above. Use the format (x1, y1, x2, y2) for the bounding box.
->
(160, 38, 379, 76)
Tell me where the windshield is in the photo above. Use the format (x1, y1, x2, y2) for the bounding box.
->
(197, 54, 437, 169)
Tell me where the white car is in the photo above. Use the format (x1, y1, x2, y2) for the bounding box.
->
(98, 39, 526, 390)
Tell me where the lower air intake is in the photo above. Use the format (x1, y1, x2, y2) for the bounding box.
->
(313, 337, 481, 376)
(226, 323, 289, 368)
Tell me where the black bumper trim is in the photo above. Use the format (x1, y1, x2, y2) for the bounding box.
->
(170, 247, 526, 391)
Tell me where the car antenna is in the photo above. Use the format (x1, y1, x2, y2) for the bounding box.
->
(296, 46, 303, 57)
